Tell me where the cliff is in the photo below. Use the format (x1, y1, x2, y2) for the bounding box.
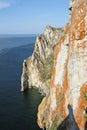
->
(21, 25, 64, 94)
(37, 0, 87, 130)
(21, 0, 87, 129)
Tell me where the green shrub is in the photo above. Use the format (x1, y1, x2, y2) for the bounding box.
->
(83, 91, 87, 100)
(84, 114, 87, 120)
(39, 53, 53, 83)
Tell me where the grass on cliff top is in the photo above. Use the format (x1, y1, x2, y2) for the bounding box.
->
(39, 53, 53, 83)
(52, 27, 64, 32)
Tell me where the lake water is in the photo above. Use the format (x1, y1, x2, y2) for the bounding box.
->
(0, 35, 43, 130)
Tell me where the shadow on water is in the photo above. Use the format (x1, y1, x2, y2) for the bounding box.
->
(22, 88, 43, 130)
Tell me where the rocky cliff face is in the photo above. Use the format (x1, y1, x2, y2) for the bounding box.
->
(37, 0, 87, 130)
(21, 25, 64, 94)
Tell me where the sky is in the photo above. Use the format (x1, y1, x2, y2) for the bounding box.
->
(0, 0, 69, 34)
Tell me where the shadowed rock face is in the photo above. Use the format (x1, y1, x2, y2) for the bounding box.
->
(57, 106, 87, 130)
(85, 122, 87, 130)
(57, 105, 80, 130)
(85, 108, 87, 130)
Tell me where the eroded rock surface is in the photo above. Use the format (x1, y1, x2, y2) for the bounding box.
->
(37, 0, 87, 130)
(21, 25, 64, 94)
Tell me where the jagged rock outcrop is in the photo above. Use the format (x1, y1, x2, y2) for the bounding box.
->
(21, 25, 64, 94)
(37, 0, 87, 130)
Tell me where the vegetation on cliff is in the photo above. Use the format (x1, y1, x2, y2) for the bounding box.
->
(37, 0, 87, 130)
(39, 53, 54, 83)
(21, 25, 64, 94)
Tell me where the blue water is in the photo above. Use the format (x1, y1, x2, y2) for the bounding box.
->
(0, 35, 43, 130)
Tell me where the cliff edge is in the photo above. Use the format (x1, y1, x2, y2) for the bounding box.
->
(21, 25, 64, 94)
(21, 0, 87, 129)
(37, 0, 87, 130)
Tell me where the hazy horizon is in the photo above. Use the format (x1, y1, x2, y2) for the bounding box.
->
(0, 0, 69, 34)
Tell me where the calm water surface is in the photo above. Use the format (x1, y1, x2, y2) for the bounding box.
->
(0, 35, 43, 130)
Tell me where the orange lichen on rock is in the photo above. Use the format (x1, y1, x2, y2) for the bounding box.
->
(49, 26, 69, 125)
(37, 0, 87, 129)
(70, 0, 86, 41)
(76, 84, 87, 130)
